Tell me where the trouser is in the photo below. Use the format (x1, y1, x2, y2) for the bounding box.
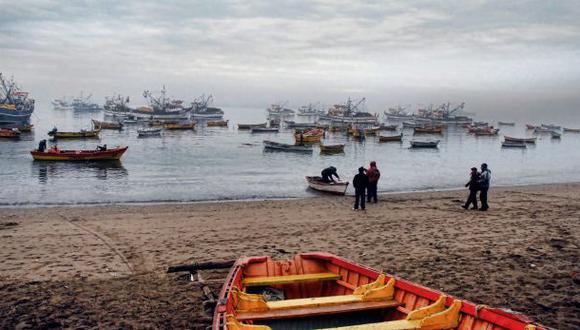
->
(354, 189, 366, 210)
(367, 183, 378, 202)
(480, 187, 489, 210)
(464, 190, 478, 209)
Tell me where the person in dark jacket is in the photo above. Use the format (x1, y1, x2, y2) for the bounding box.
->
(38, 139, 47, 152)
(321, 166, 340, 183)
(366, 161, 380, 203)
(479, 163, 492, 211)
(462, 167, 480, 210)
(353, 167, 369, 210)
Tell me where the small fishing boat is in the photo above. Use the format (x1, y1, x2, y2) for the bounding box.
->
(305, 176, 349, 194)
(533, 127, 553, 133)
(263, 140, 313, 153)
(213, 252, 544, 330)
(251, 127, 279, 133)
(551, 131, 561, 139)
(413, 126, 443, 134)
(498, 121, 515, 126)
(207, 120, 229, 127)
(402, 121, 423, 128)
(238, 123, 267, 130)
(91, 119, 123, 130)
(31, 146, 128, 161)
(0, 128, 21, 138)
(16, 124, 33, 132)
(137, 128, 162, 137)
(295, 128, 325, 143)
(474, 129, 500, 136)
(563, 127, 580, 133)
(48, 127, 101, 139)
(410, 140, 439, 148)
(319, 144, 345, 154)
(164, 122, 195, 130)
(378, 124, 398, 131)
(284, 121, 319, 129)
(504, 136, 536, 144)
(502, 141, 527, 148)
(328, 125, 348, 133)
(541, 124, 561, 130)
(378, 133, 403, 142)
(526, 124, 537, 130)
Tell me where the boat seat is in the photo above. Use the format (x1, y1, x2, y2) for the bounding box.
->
(234, 275, 397, 320)
(243, 272, 340, 287)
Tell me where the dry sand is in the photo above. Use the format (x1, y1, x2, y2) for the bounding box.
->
(0, 183, 578, 329)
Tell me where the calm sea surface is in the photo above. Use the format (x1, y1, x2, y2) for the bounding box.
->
(1, 104, 580, 207)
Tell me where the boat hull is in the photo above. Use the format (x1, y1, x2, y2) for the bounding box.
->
(263, 141, 312, 153)
(410, 140, 439, 148)
(0, 108, 34, 124)
(504, 136, 536, 144)
(31, 147, 128, 161)
(306, 176, 348, 194)
(378, 133, 403, 142)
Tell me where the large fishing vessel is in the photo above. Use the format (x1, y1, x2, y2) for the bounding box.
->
(51, 97, 73, 111)
(320, 97, 378, 124)
(415, 102, 472, 124)
(71, 92, 101, 112)
(0, 73, 35, 125)
(191, 94, 224, 119)
(103, 94, 134, 117)
(135, 86, 191, 120)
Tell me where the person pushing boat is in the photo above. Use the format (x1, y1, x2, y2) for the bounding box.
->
(321, 166, 340, 183)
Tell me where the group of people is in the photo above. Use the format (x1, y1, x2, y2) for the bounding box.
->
(321, 161, 381, 211)
(462, 163, 492, 211)
(322, 162, 492, 212)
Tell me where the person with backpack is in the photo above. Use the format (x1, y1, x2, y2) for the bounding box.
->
(366, 161, 380, 203)
(462, 167, 480, 210)
(353, 167, 369, 211)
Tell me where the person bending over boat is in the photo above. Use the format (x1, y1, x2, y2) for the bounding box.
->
(479, 163, 492, 211)
(321, 166, 340, 183)
(353, 167, 368, 211)
(97, 144, 107, 151)
(462, 167, 480, 210)
(366, 161, 380, 203)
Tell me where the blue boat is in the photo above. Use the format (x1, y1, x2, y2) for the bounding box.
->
(0, 73, 35, 125)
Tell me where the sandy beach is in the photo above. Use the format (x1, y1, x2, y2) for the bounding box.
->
(0, 183, 578, 329)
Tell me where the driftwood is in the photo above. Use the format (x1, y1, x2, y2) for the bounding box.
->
(167, 260, 234, 273)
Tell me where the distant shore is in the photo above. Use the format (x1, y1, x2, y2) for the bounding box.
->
(0, 182, 578, 329)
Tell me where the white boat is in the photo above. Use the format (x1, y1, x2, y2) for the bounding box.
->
(137, 128, 162, 137)
(305, 176, 349, 195)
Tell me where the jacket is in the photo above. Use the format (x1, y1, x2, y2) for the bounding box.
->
(353, 173, 369, 190)
(367, 166, 380, 184)
(479, 169, 491, 189)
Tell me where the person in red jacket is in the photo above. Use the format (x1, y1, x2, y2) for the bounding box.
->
(366, 161, 380, 203)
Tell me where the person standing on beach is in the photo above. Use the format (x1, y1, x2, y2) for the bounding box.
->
(479, 163, 492, 211)
(462, 167, 480, 210)
(353, 167, 369, 210)
(366, 161, 380, 203)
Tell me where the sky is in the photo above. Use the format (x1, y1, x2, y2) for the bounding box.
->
(1, 0, 579, 120)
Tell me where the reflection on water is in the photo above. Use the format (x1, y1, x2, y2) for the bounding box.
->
(1, 104, 580, 206)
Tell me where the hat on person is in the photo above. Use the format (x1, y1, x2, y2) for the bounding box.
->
(481, 163, 488, 169)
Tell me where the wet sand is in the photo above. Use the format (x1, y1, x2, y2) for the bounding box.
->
(0, 183, 579, 329)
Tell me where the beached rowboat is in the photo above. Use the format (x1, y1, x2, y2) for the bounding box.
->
(319, 144, 345, 154)
(378, 133, 403, 142)
(305, 177, 349, 195)
(238, 123, 267, 130)
(91, 119, 123, 130)
(213, 252, 544, 330)
(48, 127, 101, 139)
(31, 146, 128, 161)
(410, 140, 439, 148)
(0, 128, 21, 138)
(263, 140, 312, 153)
(504, 136, 536, 144)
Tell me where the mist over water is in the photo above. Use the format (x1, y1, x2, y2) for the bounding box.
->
(1, 103, 579, 207)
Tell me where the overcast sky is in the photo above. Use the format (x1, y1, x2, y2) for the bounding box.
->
(1, 0, 579, 118)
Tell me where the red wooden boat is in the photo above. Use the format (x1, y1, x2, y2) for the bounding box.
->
(213, 252, 543, 330)
(30, 146, 128, 161)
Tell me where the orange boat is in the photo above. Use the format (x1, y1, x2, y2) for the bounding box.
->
(30, 146, 128, 161)
(0, 128, 21, 138)
(213, 252, 543, 330)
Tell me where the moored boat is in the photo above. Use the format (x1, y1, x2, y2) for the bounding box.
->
(213, 252, 544, 330)
(526, 124, 537, 130)
(305, 177, 349, 194)
(502, 141, 527, 148)
(164, 122, 195, 130)
(15, 124, 33, 132)
(31, 146, 128, 161)
(551, 131, 561, 139)
(238, 123, 267, 130)
(251, 127, 279, 133)
(378, 133, 403, 142)
(207, 120, 229, 127)
(533, 127, 553, 133)
(263, 140, 312, 153)
(498, 121, 516, 126)
(378, 124, 398, 131)
(504, 136, 536, 144)
(91, 119, 123, 130)
(541, 124, 561, 130)
(410, 140, 439, 148)
(563, 127, 580, 133)
(0, 128, 21, 138)
(137, 128, 162, 137)
(474, 128, 500, 136)
(48, 127, 101, 139)
(294, 128, 324, 143)
(0, 73, 35, 125)
(319, 144, 345, 154)
(413, 126, 443, 134)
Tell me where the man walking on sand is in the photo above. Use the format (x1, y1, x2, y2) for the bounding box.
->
(353, 167, 369, 211)
(366, 161, 380, 203)
(479, 163, 491, 211)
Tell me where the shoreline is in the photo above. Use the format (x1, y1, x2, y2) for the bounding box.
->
(1, 182, 578, 328)
(2, 180, 579, 209)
